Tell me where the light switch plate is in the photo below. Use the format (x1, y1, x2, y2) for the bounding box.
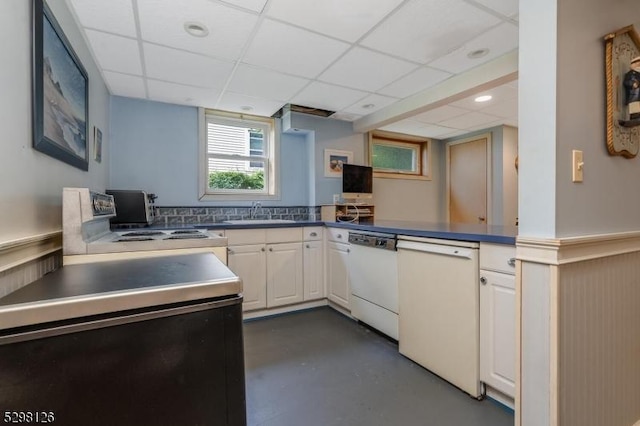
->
(572, 150, 584, 182)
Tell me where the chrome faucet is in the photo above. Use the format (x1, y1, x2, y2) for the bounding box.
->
(250, 201, 262, 219)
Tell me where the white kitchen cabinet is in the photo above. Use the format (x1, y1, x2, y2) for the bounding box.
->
(326, 241, 350, 309)
(227, 243, 266, 311)
(227, 228, 307, 312)
(303, 227, 324, 301)
(479, 243, 516, 403)
(266, 242, 303, 307)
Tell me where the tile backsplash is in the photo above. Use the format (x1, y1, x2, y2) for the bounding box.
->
(153, 206, 321, 226)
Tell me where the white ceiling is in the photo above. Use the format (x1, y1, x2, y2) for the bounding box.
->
(67, 0, 519, 138)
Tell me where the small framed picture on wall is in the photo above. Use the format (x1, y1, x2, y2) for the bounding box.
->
(93, 126, 102, 163)
(324, 149, 353, 177)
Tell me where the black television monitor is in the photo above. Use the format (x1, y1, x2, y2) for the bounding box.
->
(342, 164, 373, 200)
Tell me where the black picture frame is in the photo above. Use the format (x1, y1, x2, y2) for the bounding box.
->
(32, 0, 89, 171)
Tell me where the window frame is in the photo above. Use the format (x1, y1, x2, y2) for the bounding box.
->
(368, 130, 432, 180)
(199, 108, 280, 201)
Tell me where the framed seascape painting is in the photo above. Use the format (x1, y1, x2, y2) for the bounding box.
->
(324, 149, 353, 177)
(32, 0, 89, 171)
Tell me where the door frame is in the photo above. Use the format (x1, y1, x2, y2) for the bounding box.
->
(445, 132, 493, 224)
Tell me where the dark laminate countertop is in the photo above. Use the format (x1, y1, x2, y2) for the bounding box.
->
(325, 220, 517, 245)
(118, 220, 516, 244)
(0, 253, 241, 331)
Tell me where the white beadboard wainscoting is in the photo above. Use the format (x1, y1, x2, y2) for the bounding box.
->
(517, 231, 640, 426)
(0, 232, 62, 298)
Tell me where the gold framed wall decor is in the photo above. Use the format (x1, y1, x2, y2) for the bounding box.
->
(604, 25, 640, 158)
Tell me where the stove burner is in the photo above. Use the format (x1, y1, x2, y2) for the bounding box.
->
(164, 234, 208, 240)
(170, 230, 201, 235)
(114, 237, 155, 242)
(120, 231, 164, 237)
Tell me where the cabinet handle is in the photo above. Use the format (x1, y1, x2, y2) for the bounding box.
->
(480, 276, 487, 285)
(268, 247, 273, 252)
(306, 244, 310, 249)
(347, 248, 350, 253)
(261, 247, 265, 252)
(337, 234, 342, 239)
(310, 232, 317, 237)
(507, 257, 516, 267)
(227, 248, 234, 254)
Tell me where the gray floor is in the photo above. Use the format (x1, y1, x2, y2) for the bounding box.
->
(243, 307, 514, 426)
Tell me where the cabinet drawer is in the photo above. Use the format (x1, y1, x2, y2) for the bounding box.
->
(480, 243, 516, 275)
(303, 226, 323, 241)
(226, 229, 266, 245)
(266, 227, 303, 244)
(326, 227, 349, 243)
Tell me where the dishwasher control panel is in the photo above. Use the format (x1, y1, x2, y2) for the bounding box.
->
(348, 232, 397, 250)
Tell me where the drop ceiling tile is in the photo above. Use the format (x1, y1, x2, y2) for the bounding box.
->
(438, 110, 503, 130)
(330, 112, 363, 122)
(342, 93, 398, 115)
(103, 71, 146, 98)
(227, 65, 310, 102)
(449, 82, 517, 110)
(472, 0, 519, 18)
(216, 92, 285, 117)
(438, 128, 470, 139)
(412, 105, 470, 124)
(291, 82, 368, 112)
(478, 96, 518, 118)
(85, 30, 142, 75)
(219, 0, 269, 13)
(143, 43, 234, 89)
(68, 0, 136, 37)
(266, 0, 404, 43)
(147, 79, 222, 107)
(361, 0, 501, 63)
(427, 23, 519, 74)
(243, 19, 350, 78)
(377, 67, 452, 98)
(380, 120, 461, 138)
(137, 0, 258, 61)
(318, 47, 417, 92)
(466, 119, 506, 132)
(379, 119, 428, 135)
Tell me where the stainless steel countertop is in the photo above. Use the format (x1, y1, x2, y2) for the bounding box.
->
(0, 253, 241, 331)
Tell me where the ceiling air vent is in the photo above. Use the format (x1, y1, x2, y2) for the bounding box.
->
(272, 104, 335, 118)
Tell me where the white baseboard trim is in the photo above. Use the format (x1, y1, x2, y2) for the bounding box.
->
(517, 230, 640, 265)
(242, 299, 328, 320)
(0, 231, 62, 273)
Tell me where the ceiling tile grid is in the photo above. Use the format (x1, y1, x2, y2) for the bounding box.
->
(66, 0, 521, 138)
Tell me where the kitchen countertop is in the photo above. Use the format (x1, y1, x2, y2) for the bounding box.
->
(121, 220, 516, 244)
(0, 253, 242, 331)
(325, 220, 517, 245)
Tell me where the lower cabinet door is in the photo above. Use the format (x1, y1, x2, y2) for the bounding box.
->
(266, 242, 304, 307)
(228, 244, 267, 311)
(480, 269, 516, 398)
(326, 241, 350, 309)
(303, 240, 324, 300)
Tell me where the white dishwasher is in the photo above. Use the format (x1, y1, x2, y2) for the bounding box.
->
(397, 237, 481, 398)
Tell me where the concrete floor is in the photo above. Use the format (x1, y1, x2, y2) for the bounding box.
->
(243, 307, 514, 426)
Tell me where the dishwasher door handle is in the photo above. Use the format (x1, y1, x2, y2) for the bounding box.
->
(397, 241, 476, 259)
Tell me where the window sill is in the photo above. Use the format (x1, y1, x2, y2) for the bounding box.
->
(373, 172, 431, 181)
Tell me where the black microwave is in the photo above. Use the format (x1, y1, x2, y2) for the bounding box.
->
(106, 190, 156, 225)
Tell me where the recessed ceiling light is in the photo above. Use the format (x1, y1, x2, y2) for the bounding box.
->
(362, 103, 376, 109)
(240, 105, 253, 111)
(474, 95, 492, 103)
(184, 22, 209, 38)
(467, 48, 490, 59)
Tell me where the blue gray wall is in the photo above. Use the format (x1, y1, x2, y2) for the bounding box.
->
(109, 96, 309, 206)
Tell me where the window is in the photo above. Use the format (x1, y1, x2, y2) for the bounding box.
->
(199, 109, 278, 200)
(368, 130, 431, 180)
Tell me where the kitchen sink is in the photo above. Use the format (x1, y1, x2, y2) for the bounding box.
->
(223, 219, 296, 225)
